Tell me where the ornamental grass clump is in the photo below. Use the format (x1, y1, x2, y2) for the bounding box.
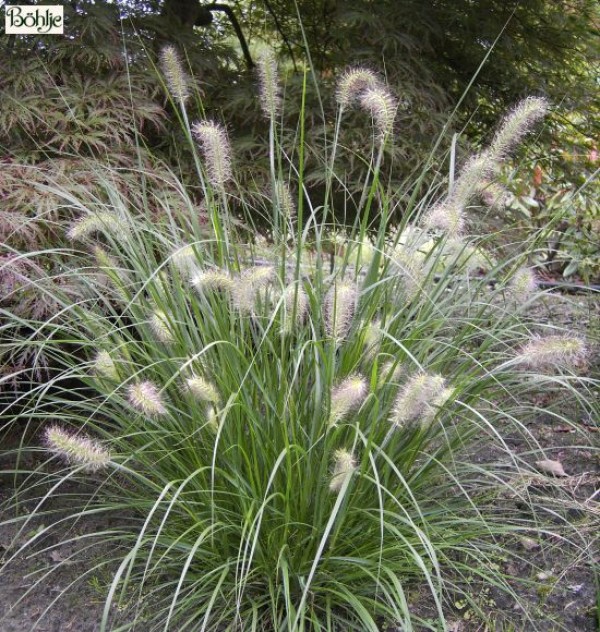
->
(1, 58, 597, 632)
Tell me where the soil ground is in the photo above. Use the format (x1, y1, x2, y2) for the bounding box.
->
(1, 292, 598, 632)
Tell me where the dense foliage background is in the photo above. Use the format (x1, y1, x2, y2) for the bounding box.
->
(1, 0, 599, 271)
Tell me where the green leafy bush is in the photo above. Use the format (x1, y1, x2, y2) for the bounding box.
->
(1, 55, 597, 632)
(502, 114, 600, 283)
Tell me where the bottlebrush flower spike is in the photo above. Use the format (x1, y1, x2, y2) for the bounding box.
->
(329, 449, 358, 493)
(328, 375, 368, 428)
(281, 283, 308, 333)
(160, 45, 190, 103)
(257, 48, 281, 119)
(128, 380, 167, 417)
(488, 97, 549, 165)
(507, 266, 538, 305)
(451, 154, 496, 209)
(390, 372, 451, 428)
(275, 180, 296, 221)
(423, 154, 495, 236)
(514, 334, 588, 371)
(149, 309, 175, 344)
(360, 87, 397, 138)
(325, 281, 358, 340)
(94, 350, 119, 381)
(192, 120, 232, 188)
(183, 376, 220, 404)
(336, 68, 382, 108)
(232, 266, 275, 312)
(44, 425, 110, 472)
(191, 268, 234, 293)
(92, 245, 118, 270)
(171, 244, 199, 280)
(67, 212, 130, 241)
(422, 202, 465, 237)
(206, 408, 219, 433)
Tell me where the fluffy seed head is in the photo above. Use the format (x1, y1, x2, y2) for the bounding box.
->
(94, 350, 119, 381)
(232, 266, 275, 313)
(281, 283, 309, 334)
(507, 266, 538, 305)
(256, 49, 281, 119)
(359, 87, 397, 138)
(192, 268, 233, 293)
(451, 154, 496, 208)
(390, 372, 450, 428)
(184, 376, 220, 404)
(325, 281, 358, 340)
(160, 45, 190, 102)
(336, 68, 382, 108)
(206, 407, 219, 432)
(128, 380, 167, 417)
(329, 374, 368, 427)
(245, 265, 275, 286)
(425, 154, 495, 236)
(329, 449, 358, 493)
(488, 97, 549, 165)
(274, 180, 295, 221)
(67, 216, 100, 241)
(44, 425, 110, 472)
(192, 120, 232, 189)
(514, 335, 588, 371)
(67, 212, 130, 241)
(422, 202, 465, 237)
(171, 244, 199, 280)
(149, 309, 174, 344)
(92, 246, 116, 270)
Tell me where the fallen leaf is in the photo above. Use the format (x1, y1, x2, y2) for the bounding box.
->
(49, 550, 66, 563)
(535, 459, 568, 477)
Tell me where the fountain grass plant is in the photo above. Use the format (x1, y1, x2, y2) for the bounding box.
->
(0, 52, 598, 632)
